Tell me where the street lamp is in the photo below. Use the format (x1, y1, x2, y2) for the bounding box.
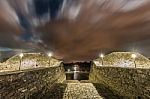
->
(99, 53, 104, 66)
(0, 52, 1, 63)
(19, 53, 24, 70)
(131, 53, 137, 68)
(48, 52, 52, 66)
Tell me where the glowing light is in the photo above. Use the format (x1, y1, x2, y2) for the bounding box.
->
(131, 53, 136, 59)
(99, 53, 104, 58)
(48, 52, 52, 57)
(48, 52, 52, 66)
(19, 53, 24, 58)
(74, 66, 77, 71)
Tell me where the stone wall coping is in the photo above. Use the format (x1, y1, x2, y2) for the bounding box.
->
(94, 65, 150, 70)
(0, 65, 60, 76)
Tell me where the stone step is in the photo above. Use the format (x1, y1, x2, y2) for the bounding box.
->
(64, 80, 91, 83)
(80, 80, 91, 83)
(63, 80, 80, 83)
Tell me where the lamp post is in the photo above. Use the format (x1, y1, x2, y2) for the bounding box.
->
(99, 53, 104, 66)
(0, 52, 1, 63)
(131, 53, 137, 68)
(48, 52, 52, 66)
(19, 53, 24, 70)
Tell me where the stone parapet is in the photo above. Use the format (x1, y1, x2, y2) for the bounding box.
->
(0, 64, 66, 99)
(89, 63, 150, 98)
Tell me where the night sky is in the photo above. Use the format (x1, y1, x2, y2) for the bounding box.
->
(0, 0, 150, 62)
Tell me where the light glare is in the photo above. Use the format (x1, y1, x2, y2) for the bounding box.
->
(131, 53, 136, 59)
(48, 52, 52, 57)
(19, 53, 24, 58)
(99, 53, 104, 58)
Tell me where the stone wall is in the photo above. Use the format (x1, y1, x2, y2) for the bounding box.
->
(0, 63, 66, 99)
(0, 53, 62, 72)
(89, 63, 150, 98)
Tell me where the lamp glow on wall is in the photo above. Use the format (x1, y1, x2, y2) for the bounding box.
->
(99, 53, 104, 66)
(131, 53, 137, 68)
(19, 53, 24, 70)
(48, 52, 52, 66)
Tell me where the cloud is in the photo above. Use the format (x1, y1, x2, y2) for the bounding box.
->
(37, 0, 150, 61)
(1, 0, 150, 62)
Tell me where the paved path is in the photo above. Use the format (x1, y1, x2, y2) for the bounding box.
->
(45, 80, 123, 99)
(63, 83, 103, 99)
(30, 80, 125, 99)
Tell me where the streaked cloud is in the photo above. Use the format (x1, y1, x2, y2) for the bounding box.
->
(0, 0, 150, 62)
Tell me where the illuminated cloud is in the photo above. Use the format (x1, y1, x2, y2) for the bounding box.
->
(0, 0, 150, 62)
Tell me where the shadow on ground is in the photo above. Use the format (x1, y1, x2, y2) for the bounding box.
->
(30, 83, 67, 99)
(93, 83, 123, 99)
(29, 82, 142, 99)
(93, 83, 142, 99)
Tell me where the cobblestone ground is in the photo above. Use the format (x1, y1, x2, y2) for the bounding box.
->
(63, 83, 103, 99)
(45, 80, 125, 99)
